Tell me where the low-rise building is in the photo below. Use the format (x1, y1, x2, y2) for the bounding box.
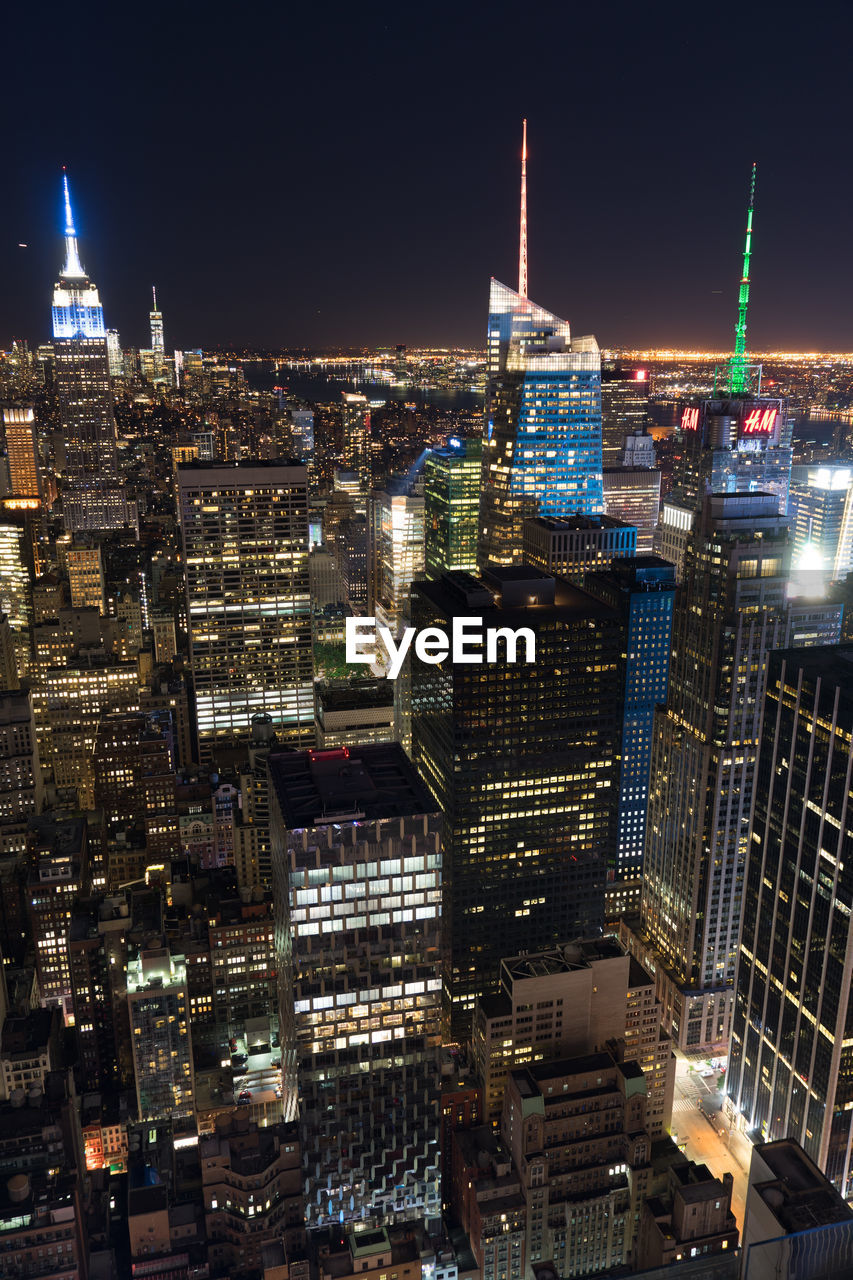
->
(636, 1161, 738, 1270)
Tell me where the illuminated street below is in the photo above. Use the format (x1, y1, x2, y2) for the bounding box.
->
(670, 1053, 753, 1230)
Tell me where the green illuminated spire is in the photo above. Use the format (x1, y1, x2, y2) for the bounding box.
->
(729, 163, 756, 395)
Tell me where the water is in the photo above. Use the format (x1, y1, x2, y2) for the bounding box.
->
(242, 361, 484, 412)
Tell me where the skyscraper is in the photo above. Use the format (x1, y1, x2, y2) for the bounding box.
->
(411, 567, 622, 1038)
(585, 557, 676, 918)
(270, 744, 442, 1228)
(600, 361, 650, 468)
(478, 127, 603, 566)
(369, 483, 425, 639)
(127, 945, 194, 1121)
(341, 392, 371, 495)
(479, 279, 603, 565)
(52, 174, 130, 533)
(424, 437, 481, 577)
(603, 465, 662, 554)
(177, 461, 314, 763)
(622, 494, 789, 1052)
(3, 408, 41, 500)
(523, 513, 637, 583)
(149, 286, 164, 360)
(728, 646, 853, 1195)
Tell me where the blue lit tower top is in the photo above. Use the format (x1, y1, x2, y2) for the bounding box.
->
(52, 172, 106, 340)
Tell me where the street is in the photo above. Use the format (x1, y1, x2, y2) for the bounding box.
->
(669, 1053, 753, 1230)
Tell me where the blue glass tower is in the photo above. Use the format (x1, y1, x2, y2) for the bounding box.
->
(586, 556, 676, 917)
(479, 279, 603, 566)
(52, 173, 130, 532)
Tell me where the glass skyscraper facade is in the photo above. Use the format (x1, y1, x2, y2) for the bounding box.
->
(479, 279, 603, 566)
(728, 646, 853, 1196)
(411, 566, 622, 1039)
(586, 557, 676, 918)
(424, 436, 482, 577)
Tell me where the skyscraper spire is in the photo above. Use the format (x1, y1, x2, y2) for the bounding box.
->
(730, 162, 756, 395)
(518, 119, 528, 299)
(60, 169, 86, 279)
(152, 285, 158, 312)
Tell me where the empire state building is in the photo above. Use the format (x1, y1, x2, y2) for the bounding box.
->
(52, 173, 133, 533)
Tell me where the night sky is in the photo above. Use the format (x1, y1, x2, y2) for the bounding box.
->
(3, 3, 852, 353)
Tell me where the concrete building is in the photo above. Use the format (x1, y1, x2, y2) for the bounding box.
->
(636, 1162, 738, 1270)
(127, 944, 194, 1121)
(473, 940, 674, 1136)
(0, 691, 43, 857)
(451, 1126, 527, 1280)
(314, 679, 395, 748)
(201, 1112, 304, 1276)
(741, 1140, 853, 1280)
(270, 743, 442, 1228)
(503, 1053, 652, 1275)
(602, 467, 661, 554)
(522, 513, 637, 583)
(27, 815, 90, 1019)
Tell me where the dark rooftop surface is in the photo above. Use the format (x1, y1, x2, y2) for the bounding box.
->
(269, 742, 437, 827)
(414, 567, 619, 620)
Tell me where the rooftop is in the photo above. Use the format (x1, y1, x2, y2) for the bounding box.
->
(269, 742, 436, 827)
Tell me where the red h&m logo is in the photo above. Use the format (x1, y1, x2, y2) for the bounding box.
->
(741, 408, 777, 435)
(680, 406, 699, 432)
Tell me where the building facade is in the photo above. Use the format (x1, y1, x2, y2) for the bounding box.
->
(270, 744, 442, 1228)
(177, 461, 314, 763)
(479, 279, 603, 567)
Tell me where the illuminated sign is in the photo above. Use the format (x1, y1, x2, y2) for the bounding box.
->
(680, 406, 699, 432)
(634, 369, 648, 382)
(741, 407, 777, 436)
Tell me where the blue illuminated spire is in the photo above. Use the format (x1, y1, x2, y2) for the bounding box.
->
(61, 170, 86, 279)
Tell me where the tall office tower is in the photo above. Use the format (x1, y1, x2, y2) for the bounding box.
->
(622, 494, 789, 1053)
(177, 461, 313, 764)
(601, 360, 650, 467)
(473, 939, 675, 1136)
(479, 278, 603, 566)
(3, 407, 41, 500)
(603, 466, 662, 554)
(127, 944, 195, 1121)
(0, 518, 33, 678)
(369, 484, 425, 638)
(672, 394, 792, 516)
(149, 286, 164, 360)
(0, 691, 43, 856)
(727, 646, 853, 1193)
(28, 815, 90, 1021)
(672, 176, 792, 523)
(788, 464, 853, 589)
(411, 567, 623, 1039)
(336, 513, 369, 612)
(424, 437, 482, 577)
(341, 392, 371, 494)
(523, 513, 637, 583)
(105, 328, 123, 379)
(67, 541, 105, 611)
(0, 616, 20, 690)
(52, 174, 129, 532)
(290, 408, 315, 464)
(503, 1054, 653, 1275)
(270, 744, 442, 1228)
(69, 894, 129, 1089)
(585, 557, 676, 918)
(479, 128, 602, 565)
(654, 500, 695, 582)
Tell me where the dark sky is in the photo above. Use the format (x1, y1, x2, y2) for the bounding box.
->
(3, 2, 853, 353)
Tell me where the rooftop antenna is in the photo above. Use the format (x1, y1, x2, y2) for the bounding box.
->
(518, 119, 528, 299)
(60, 167, 85, 279)
(729, 163, 756, 395)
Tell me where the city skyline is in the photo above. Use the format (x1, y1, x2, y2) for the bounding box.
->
(2, 7, 853, 352)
